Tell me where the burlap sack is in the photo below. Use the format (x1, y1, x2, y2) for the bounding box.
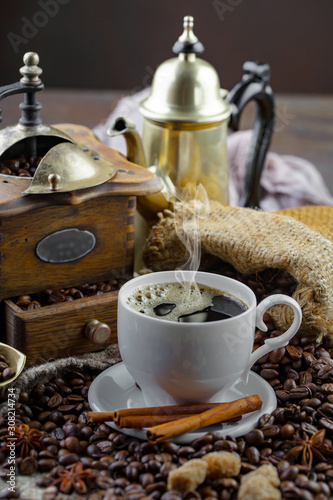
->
(142, 203, 333, 339)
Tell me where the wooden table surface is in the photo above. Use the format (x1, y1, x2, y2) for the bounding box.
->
(1, 89, 333, 195)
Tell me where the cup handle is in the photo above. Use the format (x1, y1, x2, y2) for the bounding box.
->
(241, 294, 302, 385)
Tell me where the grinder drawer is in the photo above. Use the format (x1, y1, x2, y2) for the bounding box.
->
(4, 291, 119, 366)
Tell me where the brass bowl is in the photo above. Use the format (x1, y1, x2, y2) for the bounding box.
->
(0, 343, 26, 387)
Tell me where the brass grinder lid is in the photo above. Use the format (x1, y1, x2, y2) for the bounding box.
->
(0, 52, 116, 194)
(24, 142, 117, 194)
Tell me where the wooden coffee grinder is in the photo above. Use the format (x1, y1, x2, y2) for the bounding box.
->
(0, 52, 162, 365)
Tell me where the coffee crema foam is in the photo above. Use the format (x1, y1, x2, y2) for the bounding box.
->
(125, 281, 246, 322)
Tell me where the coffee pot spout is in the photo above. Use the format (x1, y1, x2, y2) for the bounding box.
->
(107, 117, 147, 169)
(108, 117, 172, 225)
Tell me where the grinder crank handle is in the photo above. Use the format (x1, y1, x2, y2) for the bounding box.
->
(0, 52, 44, 127)
(226, 61, 275, 209)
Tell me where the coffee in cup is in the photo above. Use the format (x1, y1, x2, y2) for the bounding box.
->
(125, 281, 247, 322)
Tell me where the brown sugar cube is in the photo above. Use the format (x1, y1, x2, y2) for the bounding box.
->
(238, 471, 281, 500)
(241, 464, 280, 488)
(167, 458, 208, 493)
(201, 451, 241, 479)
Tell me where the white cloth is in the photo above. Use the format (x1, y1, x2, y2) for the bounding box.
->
(93, 88, 333, 211)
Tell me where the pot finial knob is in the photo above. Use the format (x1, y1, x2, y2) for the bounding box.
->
(172, 15, 205, 55)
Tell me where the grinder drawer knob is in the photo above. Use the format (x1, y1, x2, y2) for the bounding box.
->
(85, 319, 111, 345)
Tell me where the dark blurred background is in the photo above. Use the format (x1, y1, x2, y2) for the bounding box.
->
(1, 0, 332, 93)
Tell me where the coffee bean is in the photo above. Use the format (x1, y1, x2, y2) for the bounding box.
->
(258, 414, 275, 427)
(43, 422, 57, 432)
(2, 368, 15, 381)
(269, 347, 286, 363)
(19, 456, 38, 475)
(47, 394, 63, 409)
(38, 458, 57, 472)
(321, 383, 333, 393)
(318, 417, 333, 432)
(318, 365, 333, 379)
(286, 345, 303, 360)
(80, 425, 94, 440)
(280, 423, 295, 439)
(245, 446, 260, 464)
(284, 378, 297, 391)
(0, 362, 9, 373)
(115, 450, 130, 462)
(261, 424, 280, 438)
(190, 434, 213, 450)
(96, 440, 113, 454)
(318, 402, 333, 417)
(280, 465, 299, 481)
(50, 427, 65, 440)
(39, 450, 55, 459)
(58, 452, 79, 466)
(63, 422, 81, 438)
(87, 443, 102, 458)
(260, 368, 279, 380)
(287, 368, 300, 381)
(64, 436, 81, 453)
(305, 398, 321, 408)
(303, 352, 317, 365)
(299, 371, 313, 385)
(139, 472, 155, 488)
(245, 429, 264, 446)
(289, 386, 311, 399)
(145, 481, 167, 495)
(319, 481, 331, 497)
(214, 440, 238, 452)
(27, 420, 43, 430)
(14, 276, 125, 310)
(176, 446, 195, 457)
(276, 389, 290, 402)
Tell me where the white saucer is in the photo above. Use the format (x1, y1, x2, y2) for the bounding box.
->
(88, 362, 277, 444)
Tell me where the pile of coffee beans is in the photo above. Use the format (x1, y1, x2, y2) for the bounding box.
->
(0, 353, 16, 383)
(205, 261, 298, 304)
(0, 309, 333, 500)
(0, 156, 42, 177)
(13, 277, 129, 311)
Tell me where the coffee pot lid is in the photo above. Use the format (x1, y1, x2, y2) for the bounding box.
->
(139, 16, 230, 124)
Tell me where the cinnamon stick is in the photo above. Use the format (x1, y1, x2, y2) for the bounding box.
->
(146, 394, 263, 443)
(87, 411, 117, 424)
(116, 414, 241, 429)
(114, 402, 224, 422)
(87, 402, 225, 425)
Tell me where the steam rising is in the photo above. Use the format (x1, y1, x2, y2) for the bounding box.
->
(162, 180, 211, 300)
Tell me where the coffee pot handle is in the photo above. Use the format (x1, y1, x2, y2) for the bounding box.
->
(226, 61, 275, 208)
(241, 294, 302, 385)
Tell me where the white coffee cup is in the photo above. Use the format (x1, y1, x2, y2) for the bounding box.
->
(117, 270, 302, 407)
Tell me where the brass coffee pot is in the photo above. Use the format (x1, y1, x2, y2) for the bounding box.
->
(109, 15, 275, 223)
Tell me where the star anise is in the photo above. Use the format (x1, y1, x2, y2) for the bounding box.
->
(51, 461, 97, 495)
(285, 429, 333, 468)
(2, 424, 45, 459)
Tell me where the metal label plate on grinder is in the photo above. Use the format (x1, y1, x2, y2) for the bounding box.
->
(36, 228, 96, 263)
